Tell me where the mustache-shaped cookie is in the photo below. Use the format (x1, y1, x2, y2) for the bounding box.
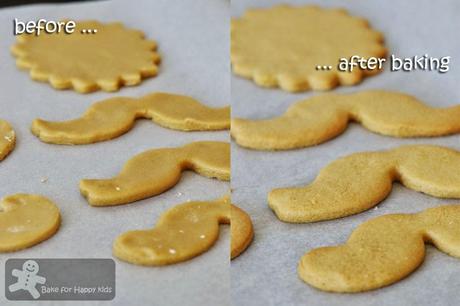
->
(113, 196, 254, 266)
(299, 204, 460, 292)
(0, 120, 15, 161)
(0, 194, 60, 252)
(232, 90, 460, 150)
(80, 141, 230, 206)
(32, 92, 230, 145)
(269, 145, 460, 223)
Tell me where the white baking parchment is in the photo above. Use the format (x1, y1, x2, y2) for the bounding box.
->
(231, 1, 460, 306)
(0, 0, 230, 305)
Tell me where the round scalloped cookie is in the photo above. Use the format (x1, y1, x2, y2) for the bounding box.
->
(11, 20, 160, 93)
(231, 5, 386, 92)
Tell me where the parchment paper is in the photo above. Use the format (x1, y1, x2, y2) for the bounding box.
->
(231, 1, 460, 305)
(0, 0, 230, 305)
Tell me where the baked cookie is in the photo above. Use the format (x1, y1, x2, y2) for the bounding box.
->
(0, 120, 15, 161)
(11, 20, 160, 93)
(80, 141, 230, 206)
(32, 92, 230, 145)
(0, 194, 60, 252)
(231, 5, 386, 92)
(299, 205, 460, 292)
(269, 145, 460, 223)
(113, 196, 254, 266)
(231, 204, 254, 259)
(232, 90, 460, 150)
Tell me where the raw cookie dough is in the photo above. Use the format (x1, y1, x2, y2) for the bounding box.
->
(113, 196, 254, 266)
(232, 90, 460, 150)
(0, 194, 60, 252)
(231, 5, 386, 92)
(269, 145, 460, 223)
(0, 120, 15, 161)
(80, 141, 230, 206)
(299, 205, 460, 292)
(31, 92, 230, 145)
(11, 20, 160, 93)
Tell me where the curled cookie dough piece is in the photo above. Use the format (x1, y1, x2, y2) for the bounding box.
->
(232, 90, 460, 150)
(231, 5, 386, 92)
(11, 20, 160, 93)
(0, 120, 15, 161)
(299, 205, 460, 292)
(269, 145, 460, 223)
(31, 92, 230, 145)
(80, 141, 230, 206)
(0, 194, 60, 252)
(113, 196, 254, 266)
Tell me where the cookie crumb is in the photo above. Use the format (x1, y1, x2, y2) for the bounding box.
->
(3, 130, 14, 142)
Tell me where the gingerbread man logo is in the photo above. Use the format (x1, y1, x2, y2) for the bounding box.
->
(8, 260, 46, 299)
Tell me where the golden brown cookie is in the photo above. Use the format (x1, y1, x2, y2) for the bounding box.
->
(11, 20, 160, 93)
(113, 196, 254, 266)
(0, 194, 60, 252)
(80, 141, 230, 206)
(231, 204, 254, 259)
(299, 204, 460, 292)
(269, 145, 460, 223)
(0, 120, 15, 161)
(31, 92, 230, 145)
(231, 5, 386, 92)
(232, 90, 460, 150)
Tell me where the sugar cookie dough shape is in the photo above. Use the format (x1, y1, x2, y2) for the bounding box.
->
(232, 90, 460, 150)
(299, 205, 460, 292)
(80, 141, 230, 206)
(32, 92, 230, 145)
(113, 196, 254, 266)
(269, 145, 460, 223)
(11, 20, 160, 93)
(0, 120, 15, 161)
(0, 194, 60, 252)
(231, 5, 386, 92)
